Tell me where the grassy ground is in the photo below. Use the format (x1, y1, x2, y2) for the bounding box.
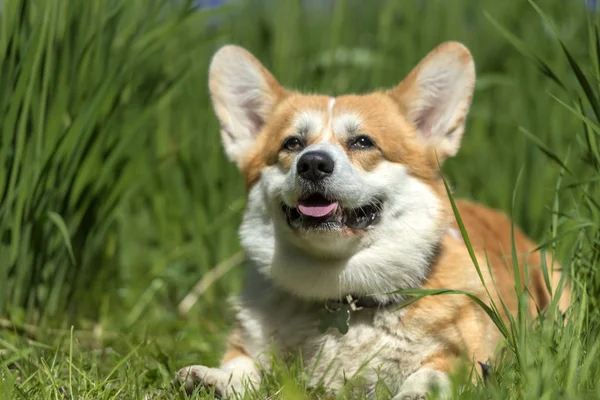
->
(0, 0, 599, 398)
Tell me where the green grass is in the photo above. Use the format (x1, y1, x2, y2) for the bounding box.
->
(0, 0, 599, 398)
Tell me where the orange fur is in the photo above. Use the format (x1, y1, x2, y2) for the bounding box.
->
(221, 346, 248, 365)
(399, 201, 571, 379)
(220, 326, 249, 365)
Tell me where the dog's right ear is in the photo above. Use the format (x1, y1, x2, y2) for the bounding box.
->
(209, 45, 287, 167)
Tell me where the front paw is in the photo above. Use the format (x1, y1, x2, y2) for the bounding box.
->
(392, 394, 426, 400)
(176, 365, 235, 397)
(393, 368, 451, 400)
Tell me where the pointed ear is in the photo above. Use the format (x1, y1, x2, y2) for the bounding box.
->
(209, 45, 287, 167)
(389, 42, 475, 159)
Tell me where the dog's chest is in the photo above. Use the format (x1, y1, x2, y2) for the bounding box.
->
(236, 292, 439, 393)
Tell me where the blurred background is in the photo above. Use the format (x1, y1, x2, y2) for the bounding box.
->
(0, 0, 599, 397)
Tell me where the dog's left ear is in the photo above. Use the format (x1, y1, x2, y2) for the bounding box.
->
(389, 42, 475, 159)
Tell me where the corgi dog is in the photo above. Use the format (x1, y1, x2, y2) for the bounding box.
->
(177, 42, 571, 399)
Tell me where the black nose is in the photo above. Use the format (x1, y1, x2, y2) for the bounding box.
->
(297, 151, 335, 181)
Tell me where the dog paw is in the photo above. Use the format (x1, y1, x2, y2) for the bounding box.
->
(393, 368, 451, 400)
(392, 393, 426, 400)
(176, 365, 233, 397)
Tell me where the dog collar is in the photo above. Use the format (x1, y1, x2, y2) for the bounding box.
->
(328, 294, 398, 310)
(318, 294, 403, 335)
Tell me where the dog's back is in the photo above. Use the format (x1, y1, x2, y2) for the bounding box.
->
(456, 200, 570, 317)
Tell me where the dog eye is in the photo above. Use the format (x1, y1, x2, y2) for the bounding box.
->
(282, 137, 304, 152)
(349, 135, 375, 150)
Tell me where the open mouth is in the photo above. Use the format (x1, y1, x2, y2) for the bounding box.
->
(281, 193, 382, 231)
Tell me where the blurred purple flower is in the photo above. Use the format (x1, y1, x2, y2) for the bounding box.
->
(193, 0, 226, 8)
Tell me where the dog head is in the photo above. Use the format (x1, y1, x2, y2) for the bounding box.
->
(208, 42, 475, 300)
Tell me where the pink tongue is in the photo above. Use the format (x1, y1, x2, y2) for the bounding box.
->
(298, 202, 338, 218)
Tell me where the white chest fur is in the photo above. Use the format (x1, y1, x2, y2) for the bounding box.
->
(234, 273, 442, 395)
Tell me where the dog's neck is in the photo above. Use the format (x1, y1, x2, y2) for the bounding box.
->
(321, 235, 447, 309)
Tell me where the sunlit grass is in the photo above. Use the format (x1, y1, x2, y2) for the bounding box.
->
(0, 0, 599, 399)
